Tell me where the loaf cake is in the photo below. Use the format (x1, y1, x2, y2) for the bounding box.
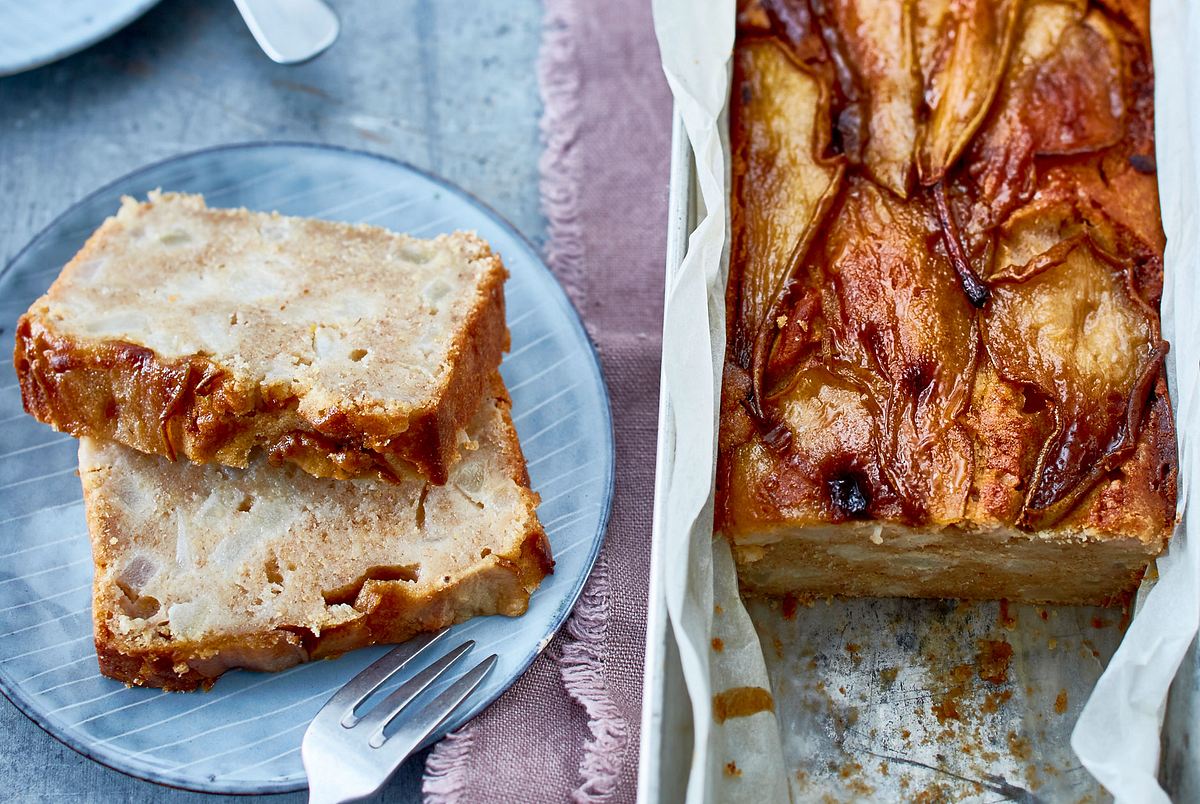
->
(81, 380, 552, 691)
(16, 192, 508, 485)
(718, 0, 1175, 604)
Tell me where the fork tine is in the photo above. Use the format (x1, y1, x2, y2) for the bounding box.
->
(357, 640, 475, 742)
(309, 628, 450, 731)
(373, 654, 498, 757)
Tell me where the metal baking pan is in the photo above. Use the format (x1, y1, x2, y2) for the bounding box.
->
(638, 110, 696, 804)
(637, 96, 1198, 801)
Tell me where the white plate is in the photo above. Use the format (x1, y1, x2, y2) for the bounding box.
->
(0, 143, 614, 793)
(0, 0, 161, 77)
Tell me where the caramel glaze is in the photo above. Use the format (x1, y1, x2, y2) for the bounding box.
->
(14, 317, 447, 484)
(720, 0, 1175, 539)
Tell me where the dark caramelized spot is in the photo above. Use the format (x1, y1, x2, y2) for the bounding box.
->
(1128, 153, 1156, 174)
(830, 107, 857, 158)
(828, 472, 870, 519)
(762, 0, 835, 71)
(933, 183, 990, 308)
(762, 422, 792, 451)
(1019, 385, 1052, 416)
(901, 360, 935, 400)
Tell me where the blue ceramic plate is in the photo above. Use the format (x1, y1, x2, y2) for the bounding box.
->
(0, 0, 162, 76)
(0, 143, 613, 793)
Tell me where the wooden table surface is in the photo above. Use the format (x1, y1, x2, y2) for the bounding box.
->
(0, 0, 546, 799)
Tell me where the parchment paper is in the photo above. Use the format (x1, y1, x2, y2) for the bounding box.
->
(651, 1, 791, 801)
(1070, 1, 1200, 800)
(651, 0, 1198, 801)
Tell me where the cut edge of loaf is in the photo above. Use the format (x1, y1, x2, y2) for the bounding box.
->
(730, 519, 1162, 606)
(82, 381, 552, 691)
(93, 527, 551, 691)
(15, 193, 510, 484)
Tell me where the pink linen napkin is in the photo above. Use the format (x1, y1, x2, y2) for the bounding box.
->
(420, 0, 671, 802)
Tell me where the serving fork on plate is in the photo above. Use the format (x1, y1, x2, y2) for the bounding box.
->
(302, 629, 497, 804)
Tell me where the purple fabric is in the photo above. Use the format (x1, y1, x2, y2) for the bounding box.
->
(421, 0, 671, 801)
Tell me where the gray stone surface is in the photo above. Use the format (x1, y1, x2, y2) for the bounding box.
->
(0, 0, 546, 799)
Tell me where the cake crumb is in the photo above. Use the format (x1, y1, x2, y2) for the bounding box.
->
(724, 761, 742, 778)
(931, 664, 973, 722)
(1027, 763, 1043, 791)
(982, 690, 1012, 713)
(977, 639, 1013, 685)
(1055, 689, 1069, 714)
(713, 686, 774, 724)
(711, 637, 725, 653)
(1008, 731, 1032, 761)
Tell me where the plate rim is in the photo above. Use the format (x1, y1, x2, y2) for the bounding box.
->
(0, 0, 164, 77)
(0, 140, 616, 795)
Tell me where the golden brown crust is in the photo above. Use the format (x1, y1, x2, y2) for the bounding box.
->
(719, 0, 1176, 603)
(15, 263, 507, 485)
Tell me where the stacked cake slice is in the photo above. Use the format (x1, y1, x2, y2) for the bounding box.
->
(14, 192, 551, 690)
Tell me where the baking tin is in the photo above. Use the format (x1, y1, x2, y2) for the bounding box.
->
(637, 93, 1192, 800)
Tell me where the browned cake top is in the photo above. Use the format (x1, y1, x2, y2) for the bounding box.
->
(718, 0, 1175, 544)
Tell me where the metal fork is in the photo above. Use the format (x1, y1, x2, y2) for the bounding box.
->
(302, 629, 497, 804)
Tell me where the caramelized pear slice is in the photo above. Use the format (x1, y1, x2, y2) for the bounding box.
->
(761, 0, 832, 67)
(818, 178, 976, 522)
(757, 365, 893, 524)
(991, 196, 1088, 282)
(1025, 11, 1125, 156)
(824, 0, 921, 197)
(731, 38, 844, 411)
(737, 0, 772, 30)
(913, 0, 950, 85)
(916, 0, 1019, 184)
(993, 175, 1161, 301)
(982, 240, 1164, 527)
(968, 3, 1125, 229)
(1094, 0, 1150, 40)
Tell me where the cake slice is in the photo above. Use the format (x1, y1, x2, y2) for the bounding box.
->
(80, 381, 551, 691)
(16, 192, 509, 484)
